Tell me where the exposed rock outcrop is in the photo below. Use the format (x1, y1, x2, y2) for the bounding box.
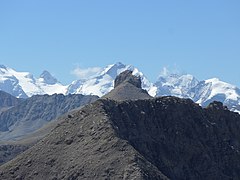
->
(114, 70, 141, 88)
(103, 70, 152, 101)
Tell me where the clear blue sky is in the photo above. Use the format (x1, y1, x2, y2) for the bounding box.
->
(0, 0, 240, 86)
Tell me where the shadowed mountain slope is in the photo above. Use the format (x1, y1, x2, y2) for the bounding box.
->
(0, 94, 98, 141)
(0, 91, 23, 112)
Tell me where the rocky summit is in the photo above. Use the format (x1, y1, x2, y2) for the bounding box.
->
(0, 71, 240, 180)
(114, 70, 142, 89)
(103, 70, 152, 101)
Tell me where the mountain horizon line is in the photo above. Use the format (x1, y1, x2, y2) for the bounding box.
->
(1, 62, 240, 114)
(0, 62, 236, 86)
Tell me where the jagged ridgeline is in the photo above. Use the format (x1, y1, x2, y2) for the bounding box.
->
(0, 71, 240, 180)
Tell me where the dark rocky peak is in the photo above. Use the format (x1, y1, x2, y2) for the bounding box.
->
(39, 70, 58, 85)
(206, 101, 228, 110)
(104, 70, 152, 101)
(114, 70, 141, 88)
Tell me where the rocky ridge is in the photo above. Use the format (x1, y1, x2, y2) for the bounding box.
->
(103, 70, 152, 101)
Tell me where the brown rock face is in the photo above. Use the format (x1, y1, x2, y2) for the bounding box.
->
(114, 70, 141, 88)
(103, 70, 152, 101)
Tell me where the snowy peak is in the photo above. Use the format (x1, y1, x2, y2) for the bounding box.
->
(0, 66, 29, 98)
(155, 73, 199, 98)
(154, 73, 240, 113)
(37, 70, 66, 95)
(192, 78, 240, 112)
(101, 62, 127, 78)
(6, 67, 43, 97)
(157, 73, 198, 88)
(0, 65, 66, 97)
(1, 62, 240, 114)
(66, 62, 156, 97)
(39, 70, 58, 85)
(0, 65, 7, 69)
(197, 78, 239, 103)
(0, 65, 7, 72)
(66, 62, 133, 97)
(0, 65, 9, 75)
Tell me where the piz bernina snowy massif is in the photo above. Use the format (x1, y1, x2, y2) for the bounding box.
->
(0, 62, 240, 113)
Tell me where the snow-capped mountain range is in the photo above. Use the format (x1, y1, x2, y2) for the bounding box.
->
(0, 65, 66, 98)
(155, 73, 240, 113)
(66, 62, 156, 97)
(0, 63, 240, 113)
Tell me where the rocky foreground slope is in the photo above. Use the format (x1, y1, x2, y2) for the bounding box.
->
(0, 71, 240, 180)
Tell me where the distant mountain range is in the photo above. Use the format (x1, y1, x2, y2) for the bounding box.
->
(0, 91, 23, 111)
(0, 90, 98, 165)
(1, 63, 240, 113)
(0, 92, 98, 142)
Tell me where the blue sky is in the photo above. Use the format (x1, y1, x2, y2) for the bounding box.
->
(0, 0, 240, 85)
